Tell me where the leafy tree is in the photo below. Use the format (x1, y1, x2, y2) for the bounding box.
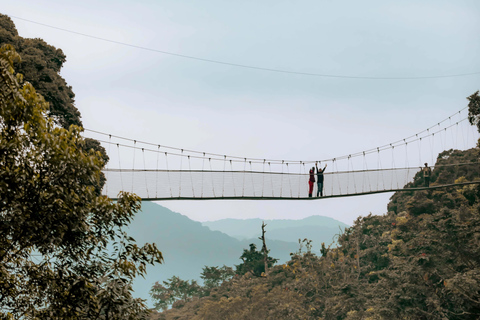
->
(200, 265, 235, 294)
(0, 44, 163, 319)
(467, 90, 480, 133)
(150, 266, 234, 312)
(150, 276, 201, 311)
(235, 243, 278, 277)
(0, 14, 80, 128)
(0, 14, 109, 194)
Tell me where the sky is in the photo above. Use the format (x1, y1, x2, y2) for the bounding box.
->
(3, 0, 480, 225)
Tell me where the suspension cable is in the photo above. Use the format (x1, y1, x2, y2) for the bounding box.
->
(84, 107, 469, 166)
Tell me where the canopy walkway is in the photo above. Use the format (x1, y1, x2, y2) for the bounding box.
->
(84, 107, 480, 200)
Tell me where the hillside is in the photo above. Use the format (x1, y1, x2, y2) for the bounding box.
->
(150, 145, 480, 319)
(126, 202, 299, 306)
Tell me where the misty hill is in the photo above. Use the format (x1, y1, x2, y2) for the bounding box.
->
(202, 216, 349, 250)
(126, 202, 299, 306)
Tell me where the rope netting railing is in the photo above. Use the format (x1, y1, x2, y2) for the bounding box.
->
(99, 163, 480, 200)
(83, 107, 480, 200)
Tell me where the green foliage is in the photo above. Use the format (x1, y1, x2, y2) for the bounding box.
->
(0, 45, 163, 319)
(468, 90, 480, 133)
(0, 14, 109, 194)
(150, 276, 201, 311)
(235, 243, 278, 277)
(0, 14, 80, 129)
(200, 265, 235, 294)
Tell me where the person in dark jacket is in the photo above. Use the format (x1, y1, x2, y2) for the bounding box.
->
(316, 162, 327, 197)
(422, 163, 432, 187)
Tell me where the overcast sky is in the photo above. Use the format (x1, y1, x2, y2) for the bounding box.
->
(4, 0, 480, 224)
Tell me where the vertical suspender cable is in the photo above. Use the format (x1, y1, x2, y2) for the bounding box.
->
(165, 152, 173, 198)
(375, 148, 380, 191)
(444, 128, 447, 150)
(430, 133, 435, 166)
(361, 154, 365, 193)
(201, 153, 205, 198)
(209, 158, 216, 197)
(132, 140, 136, 193)
(189, 156, 195, 197)
(298, 161, 302, 198)
(222, 155, 226, 197)
(439, 126, 444, 151)
(390, 146, 394, 189)
(461, 121, 466, 150)
(179, 149, 183, 197)
(117, 144, 123, 192)
(286, 163, 292, 198)
(391, 146, 398, 189)
(250, 161, 255, 197)
(142, 148, 149, 198)
(347, 156, 351, 194)
(329, 160, 333, 196)
(455, 122, 460, 149)
(363, 152, 371, 192)
(470, 121, 477, 147)
(405, 142, 409, 188)
(262, 160, 266, 197)
(427, 129, 433, 163)
(302, 162, 306, 197)
(351, 155, 357, 194)
(418, 137, 422, 167)
(106, 134, 111, 196)
(280, 160, 284, 198)
(466, 120, 471, 147)
(242, 158, 246, 197)
(437, 122, 442, 151)
(230, 160, 236, 197)
(449, 117, 455, 148)
(269, 162, 274, 197)
(333, 159, 340, 195)
(156, 145, 160, 198)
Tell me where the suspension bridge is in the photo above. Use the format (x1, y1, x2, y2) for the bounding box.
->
(84, 107, 480, 201)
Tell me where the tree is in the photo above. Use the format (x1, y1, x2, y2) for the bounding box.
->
(200, 265, 235, 294)
(0, 44, 163, 319)
(0, 14, 80, 129)
(235, 243, 278, 277)
(467, 90, 480, 133)
(150, 276, 201, 311)
(0, 14, 108, 194)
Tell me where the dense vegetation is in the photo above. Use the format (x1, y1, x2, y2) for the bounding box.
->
(0, 18, 163, 319)
(0, 14, 79, 128)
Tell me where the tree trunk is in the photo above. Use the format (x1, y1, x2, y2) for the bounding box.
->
(259, 221, 268, 276)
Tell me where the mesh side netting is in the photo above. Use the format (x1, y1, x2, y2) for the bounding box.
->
(102, 166, 431, 199)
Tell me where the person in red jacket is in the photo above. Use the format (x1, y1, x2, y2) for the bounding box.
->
(308, 166, 315, 197)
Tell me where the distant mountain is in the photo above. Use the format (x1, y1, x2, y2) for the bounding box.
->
(126, 202, 298, 307)
(202, 216, 349, 251)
